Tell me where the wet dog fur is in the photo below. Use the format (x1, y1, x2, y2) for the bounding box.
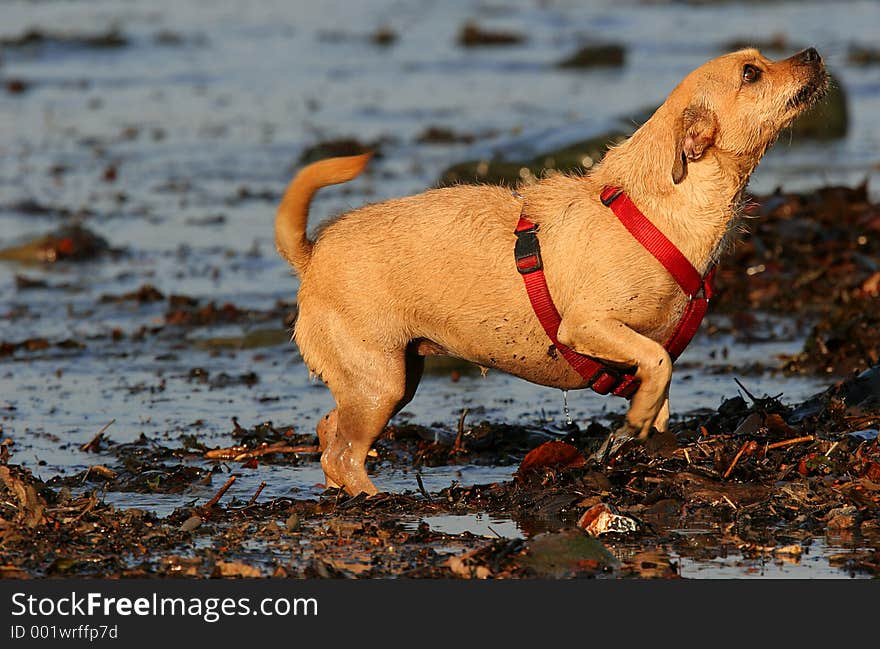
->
(275, 47, 827, 495)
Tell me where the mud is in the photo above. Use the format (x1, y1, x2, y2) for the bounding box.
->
(2, 365, 878, 579)
(1, 0, 879, 580)
(711, 184, 880, 375)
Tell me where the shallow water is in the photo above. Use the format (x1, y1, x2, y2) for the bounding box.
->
(1, 0, 877, 578)
(408, 513, 873, 578)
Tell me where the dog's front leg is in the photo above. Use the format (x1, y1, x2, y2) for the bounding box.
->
(557, 312, 671, 439)
(654, 398, 670, 433)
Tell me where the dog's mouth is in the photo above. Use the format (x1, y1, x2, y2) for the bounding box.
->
(786, 72, 829, 112)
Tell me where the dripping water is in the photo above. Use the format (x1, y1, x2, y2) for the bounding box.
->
(559, 389, 580, 436)
(561, 389, 573, 427)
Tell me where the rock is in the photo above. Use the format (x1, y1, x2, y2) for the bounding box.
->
(298, 138, 379, 165)
(437, 129, 627, 187)
(723, 33, 801, 55)
(100, 284, 165, 303)
(848, 43, 880, 66)
(789, 72, 848, 141)
(5, 78, 29, 94)
(0, 224, 110, 263)
(371, 26, 397, 47)
(519, 529, 617, 578)
(457, 21, 525, 47)
(179, 515, 203, 532)
(416, 126, 478, 145)
(0, 27, 128, 50)
(556, 43, 625, 68)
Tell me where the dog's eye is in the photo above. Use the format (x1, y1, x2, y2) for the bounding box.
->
(742, 64, 761, 83)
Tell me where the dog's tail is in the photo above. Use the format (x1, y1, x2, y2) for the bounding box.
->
(275, 152, 372, 275)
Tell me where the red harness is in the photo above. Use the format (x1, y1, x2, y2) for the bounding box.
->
(514, 186, 715, 399)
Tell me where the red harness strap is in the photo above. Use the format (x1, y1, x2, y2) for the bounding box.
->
(514, 186, 715, 399)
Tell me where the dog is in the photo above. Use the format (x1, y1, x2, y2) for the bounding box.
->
(275, 48, 827, 495)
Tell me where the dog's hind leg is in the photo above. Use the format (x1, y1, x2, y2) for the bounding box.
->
(312, 348, 423, 492)
(321, 346, 411, 495)
(296, 296, 420, 494)
(315, 409, 340, 488)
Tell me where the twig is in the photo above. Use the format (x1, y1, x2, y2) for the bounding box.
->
(80, 418, 115, 452)
(723, 440, 756, 479)
(248, 481, 267, 506)
(824, 441, 840, 457)
(238, 444, 319, 460)
(453, 408, 469, 453)
(205, 444, 319, 461)
(81, 465, 117, 483)
(733, 378, 760, 405)
(202, 474, 236, 509)
(71, 492, 100, 523)
(204, 446, 248, 460)
(766, 435, 815, 450)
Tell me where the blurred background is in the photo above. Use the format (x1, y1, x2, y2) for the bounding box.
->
(0, 0, 878, 498)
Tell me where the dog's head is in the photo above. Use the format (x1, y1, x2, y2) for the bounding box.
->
(668, 47, 828, 184)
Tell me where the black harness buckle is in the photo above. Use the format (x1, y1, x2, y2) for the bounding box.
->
(601, 188, 623, 207)
(514, 226, 543, 274)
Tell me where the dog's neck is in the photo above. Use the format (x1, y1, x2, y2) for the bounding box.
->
(592, 110, 750, 275)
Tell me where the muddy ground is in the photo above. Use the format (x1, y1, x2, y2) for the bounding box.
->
(2, 183, 879, 579)
(2, 0, 880, 580)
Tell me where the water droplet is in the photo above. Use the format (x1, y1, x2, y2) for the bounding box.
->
(561, 390, 573, 427)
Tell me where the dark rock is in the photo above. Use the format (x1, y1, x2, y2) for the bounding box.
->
(0, 27, 128, 50)
(457, 21, 525, 47)
(371, 26, 397, 47)
(847, 43, 880, 66)
(556, 43, 625, 68)
(5, 78, 29, 94)
(416, 126, 477, 145)
(0, 224, 111, 263)
(298, 138, 379, 165)
(100, 284, 165, 304)
(723, 33, 800, 55)
(789, 72, 848, 141)
(437, 129, 627, 187)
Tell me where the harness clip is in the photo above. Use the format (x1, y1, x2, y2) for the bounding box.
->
(514, 226, 543, 274)
(600, 187, 623, 207)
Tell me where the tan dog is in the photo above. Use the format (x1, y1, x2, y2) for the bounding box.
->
(276, 48, 827, 495)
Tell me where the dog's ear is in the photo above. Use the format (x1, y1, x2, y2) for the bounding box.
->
(672, 105, 718, 184)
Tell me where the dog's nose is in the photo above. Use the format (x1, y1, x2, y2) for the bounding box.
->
(799, 47, 821, 64)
